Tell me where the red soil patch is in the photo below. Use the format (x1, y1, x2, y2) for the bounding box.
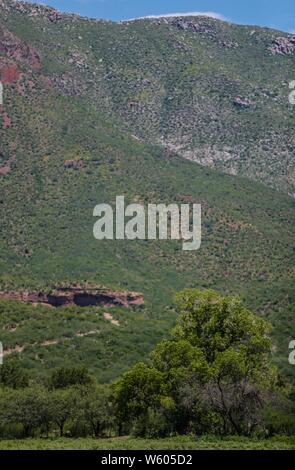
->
(0, 60, 21, 84)
(0, 156, 15, 174)
(1, 111, 11, 129)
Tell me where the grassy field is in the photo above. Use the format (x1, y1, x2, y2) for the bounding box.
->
(0, 436, 294, 450)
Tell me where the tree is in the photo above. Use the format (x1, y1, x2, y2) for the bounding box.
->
(0, 387, 50, 437)
(173, 289, 273, 364)
(0, 360, 29, 389)
(112, 363, 163, 434)
(49, 388, 75, 437)
(113, 289, 280, 436)
(48, 366, 93, 389)
(82, 385, 115, 437)
(150, 339, 210, 434)
(172, 289, 278, 435)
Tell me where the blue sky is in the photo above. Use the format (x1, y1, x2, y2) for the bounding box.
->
(33, 0, 295, 32)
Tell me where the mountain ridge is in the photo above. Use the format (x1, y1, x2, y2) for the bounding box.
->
(1, 0, 295, 193)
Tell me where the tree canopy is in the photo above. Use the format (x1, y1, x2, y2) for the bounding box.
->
(113, 289, 279, 436)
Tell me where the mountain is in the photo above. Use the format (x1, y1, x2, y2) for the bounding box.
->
(1, 0, 295, 193)
(0, 0, 294, 380)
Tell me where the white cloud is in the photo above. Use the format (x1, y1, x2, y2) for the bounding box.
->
(289, 29, 295, 34)
(125, 12, 228, 22)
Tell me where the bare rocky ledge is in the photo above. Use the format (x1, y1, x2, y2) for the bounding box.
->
(0, 286, 144, 308)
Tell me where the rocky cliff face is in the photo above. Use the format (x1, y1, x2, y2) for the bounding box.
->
(0, 287, 144, 308)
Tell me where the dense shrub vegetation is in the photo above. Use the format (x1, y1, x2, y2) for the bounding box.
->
(1, 290, 294, 440)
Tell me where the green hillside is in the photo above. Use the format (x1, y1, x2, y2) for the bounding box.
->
(1, 0, 295, 192)
(0, 0, 294, 381)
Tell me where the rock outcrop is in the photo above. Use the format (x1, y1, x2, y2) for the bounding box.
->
(64, 159, 84, 170)
(170, 17, 238, 48)
(0, 0, 63, 23)
(233, 96, 253, 108)
(0, 286, 144, 308)
(172, 18, 207, 33)
(0, 25, 41, 69)
(270, 35, 295, 55)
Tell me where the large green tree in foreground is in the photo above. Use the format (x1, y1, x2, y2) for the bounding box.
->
(114, 289, 280, 436)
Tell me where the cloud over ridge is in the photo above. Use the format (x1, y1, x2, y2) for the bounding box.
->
(125, 11, 228, 22)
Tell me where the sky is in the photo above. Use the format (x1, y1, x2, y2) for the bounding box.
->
(32, 0, 295, 33)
